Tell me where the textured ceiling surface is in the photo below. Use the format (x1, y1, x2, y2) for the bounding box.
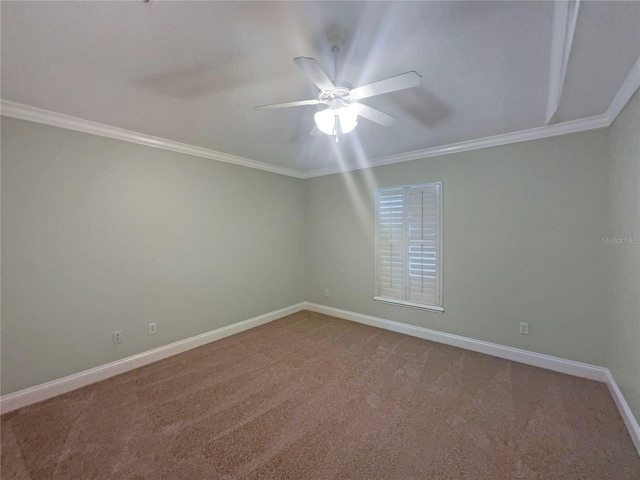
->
(2, 1, 639, 173)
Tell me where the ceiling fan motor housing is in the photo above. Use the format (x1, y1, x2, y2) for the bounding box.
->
(319, 88, 353, 107)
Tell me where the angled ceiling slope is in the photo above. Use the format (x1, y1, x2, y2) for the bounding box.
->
(1, 1, 639, 178)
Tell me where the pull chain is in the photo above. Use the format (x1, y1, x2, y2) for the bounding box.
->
(333, 45, 340, 142)
(332, 45, 339, 84)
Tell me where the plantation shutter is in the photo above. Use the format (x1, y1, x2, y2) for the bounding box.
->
(376, 188, 405, 300)
(406, 184, 441, 306)
(375, 182, 442, 310)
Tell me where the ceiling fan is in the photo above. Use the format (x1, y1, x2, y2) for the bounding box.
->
(254, 47, 422, 141)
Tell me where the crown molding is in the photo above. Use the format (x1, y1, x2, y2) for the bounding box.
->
(0, 100, 306, 179)
(300, 53, 639, 178)
(4, 61, 638, 182)
(301, 114, 611, 178)
(545, 0, 580, 125)
(606, 55, 640, 123)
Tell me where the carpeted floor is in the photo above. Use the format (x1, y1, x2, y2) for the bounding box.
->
(2, 310, 639, 479)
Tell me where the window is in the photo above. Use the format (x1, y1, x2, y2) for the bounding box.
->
(375, 182, 443, 312)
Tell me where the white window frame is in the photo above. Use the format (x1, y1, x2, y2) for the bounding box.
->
(374, 182, 443, 313)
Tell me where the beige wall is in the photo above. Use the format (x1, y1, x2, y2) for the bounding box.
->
(2, 94, 638, 426)
(305, 130, 610, 366)
(606, 89, 640, 420)
(1, 117, 306, 395)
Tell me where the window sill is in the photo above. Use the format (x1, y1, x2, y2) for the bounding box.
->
(373, 297, 444, 313)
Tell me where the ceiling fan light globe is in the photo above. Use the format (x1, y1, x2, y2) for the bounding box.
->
(314, 109, 336, 135)
(339, 108, 358, 134)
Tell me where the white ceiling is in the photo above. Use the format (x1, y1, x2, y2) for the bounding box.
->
(2, 1, 639, 176)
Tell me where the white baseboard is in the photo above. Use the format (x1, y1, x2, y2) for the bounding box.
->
(0, 303, 305, 414)
(3, 301, 638, 455)
(303, 303, 608, 380)
(303, 302, 640, 454)
(605, 370, 640, 454)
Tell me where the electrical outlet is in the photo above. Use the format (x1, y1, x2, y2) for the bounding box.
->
(324, 289, 330, 297)
(519, 323, 529, 335)
(148, 322, 157, 335)
(113, 330, 123, 344)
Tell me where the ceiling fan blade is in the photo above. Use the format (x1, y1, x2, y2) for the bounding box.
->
(351, 71, 422, 99)
(351, 103, 397, 127)
(294, 57, 335, 91)
(253, 99, 321, 110)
